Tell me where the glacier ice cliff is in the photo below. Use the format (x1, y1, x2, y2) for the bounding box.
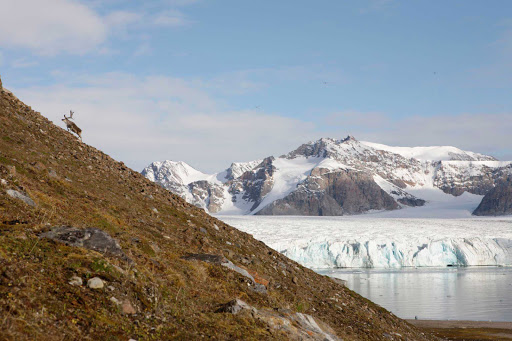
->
(218, 216, 512, 269)
(280, 238, 512, 269)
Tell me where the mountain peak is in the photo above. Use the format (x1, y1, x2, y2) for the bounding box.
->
(341, 135, 357, 143)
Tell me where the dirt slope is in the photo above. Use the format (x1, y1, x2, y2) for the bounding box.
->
(0, 78, 435, 340)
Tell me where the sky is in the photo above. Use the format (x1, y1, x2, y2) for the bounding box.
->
(0, 0, 511, 172)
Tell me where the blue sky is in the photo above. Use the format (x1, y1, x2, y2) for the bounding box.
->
(1, 0, 511, 172)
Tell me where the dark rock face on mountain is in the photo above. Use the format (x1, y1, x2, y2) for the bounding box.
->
(236, 157, 276, 211)
(434, 162, 508, 196)
(188, 181, 225, 213)
(397, 197, 426, 207)
(257, 168, 398, 215)
(473, 176, 512, 216)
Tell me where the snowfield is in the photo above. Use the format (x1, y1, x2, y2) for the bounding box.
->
(360, 141, 496, 161)
(218, 214, 512, 269)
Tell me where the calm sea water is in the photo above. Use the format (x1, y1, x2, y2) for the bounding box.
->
(316, 266, 512, 321)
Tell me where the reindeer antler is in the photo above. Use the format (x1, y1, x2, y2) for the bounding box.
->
(69, 110, 74, 119)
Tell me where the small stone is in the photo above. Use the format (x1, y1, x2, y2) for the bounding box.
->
(216, 299, 257, 314)
(0, 179, 7, 186)
(69, 275, 83, 286)
(107, 285, 115, 291)
(292, 277, 298, 284)
(223, 249, 234, 258)
(213, 224, 220, 231)
(122, 300, 136, 314)
(250, 283, 267, 294)
(151, 207, 159, 214)
(150, 243, 161, 253)
(110, 297, 121, 305)
(200, 227, 207, 234)
(87, 277, 104, 289)
(48, 169, 58, 178)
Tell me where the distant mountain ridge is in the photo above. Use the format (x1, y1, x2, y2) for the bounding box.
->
(142, 136, 512, 216)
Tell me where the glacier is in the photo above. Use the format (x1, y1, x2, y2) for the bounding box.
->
(218, 215, 512, 269)
(280, 237, 512, 269)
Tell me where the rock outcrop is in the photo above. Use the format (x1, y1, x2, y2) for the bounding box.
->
(216, 299, 341, 340)
(473, 176, 512, 216)
(40, 226, 132, 263)
(257, 168, 398, 215)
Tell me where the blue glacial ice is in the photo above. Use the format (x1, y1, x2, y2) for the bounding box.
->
(280, 238, 512, 269)
(217, 215, 512, 269)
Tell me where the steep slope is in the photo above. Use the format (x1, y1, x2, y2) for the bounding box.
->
(0, 78, 433, 340)
(145, 136, 511, 216)
(473, 175, 512, 216)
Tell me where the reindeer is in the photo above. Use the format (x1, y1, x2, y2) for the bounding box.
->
(62, 110, 82, 140)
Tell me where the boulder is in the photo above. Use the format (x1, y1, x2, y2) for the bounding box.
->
(6, 189, 36, 207)
(40, 226, 132, 263)
(182, 253, 266, 293)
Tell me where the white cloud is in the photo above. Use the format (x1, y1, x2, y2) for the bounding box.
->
(0, 0, 107, 55)
(14, 72, 316, 172)
(12, 72, 511, 174)
(154, 10, 193, 27)
(133, 42, 153, 57)
(0, 1, 196, 56)
(197, 65, 347, 96)
(11, 58, 39, 68)
(105, 11, 143, 33)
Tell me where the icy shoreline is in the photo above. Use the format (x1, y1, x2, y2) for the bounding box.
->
(217, 215, 512, 269)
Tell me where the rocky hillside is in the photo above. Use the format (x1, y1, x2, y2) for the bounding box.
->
(143, 136, 512, 216)
(0, 77, 434, 340)
(473, 176, 512, 216)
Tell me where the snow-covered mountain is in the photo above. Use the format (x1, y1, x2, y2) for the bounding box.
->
(142, 136, 512, 216)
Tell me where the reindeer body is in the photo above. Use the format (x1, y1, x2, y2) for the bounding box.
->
(62, 111, 82, 140)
